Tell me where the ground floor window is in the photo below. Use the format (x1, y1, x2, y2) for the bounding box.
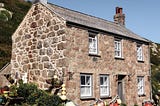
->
(100, 74, 110, 97)
(137, 76, 144, 95)
(80, 74, 92, 97)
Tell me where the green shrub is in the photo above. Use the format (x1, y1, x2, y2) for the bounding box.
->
(0, 13, 8, 21)
(121, 103, 127, 106)
(38, 95, 63, 106)
(17, 83, 37, 99)
(16, 82, 63, 105)
(0, 50, 8, 57)
(1, 10, 12, 19)
(17, 83, 45, 105)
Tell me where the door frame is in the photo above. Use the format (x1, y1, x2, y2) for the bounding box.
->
(117, 75, 126, 102)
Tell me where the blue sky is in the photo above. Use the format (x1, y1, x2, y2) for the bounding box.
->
(48, 0, 160, 43)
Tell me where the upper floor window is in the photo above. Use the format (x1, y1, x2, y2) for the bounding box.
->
(137, 44, 143, 61)
(100, 75, 110, 97)
(114, 38, 122, 58)
(89, 33, 98, 54)
(80, 74, 92, 97)
(137, 76, 144, 95)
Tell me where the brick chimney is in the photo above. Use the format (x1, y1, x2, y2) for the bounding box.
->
(32, 0, 47, 4)
(114, 7, 125, 26)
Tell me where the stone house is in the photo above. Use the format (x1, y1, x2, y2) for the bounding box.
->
(11, 0, 151, 105)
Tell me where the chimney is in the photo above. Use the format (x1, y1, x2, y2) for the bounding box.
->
(114, 7, 125, 26)
(32, 0, 47, 4)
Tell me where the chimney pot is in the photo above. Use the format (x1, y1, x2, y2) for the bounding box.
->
(116, 7, 123, 14)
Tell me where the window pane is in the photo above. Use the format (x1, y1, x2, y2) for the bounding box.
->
(86, 76, 90, 85)
(89, 39, 93, 48)
(89, 38, 92, 43)
(81, 76, 85, 85)
(104, 77, 107, 85)
(101, 86, 107, 94)
(115, 42, 117, 50)
(81, 86, 85, 96)
(86, 86, 91, 95)
(100, 77, 103, 85)
(117, 42, 120, 50)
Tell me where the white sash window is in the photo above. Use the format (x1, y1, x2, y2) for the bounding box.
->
(89, 33, 98, 54)
(137, 76, 144, 95)
(100, 75, 110, 97)
(115, 39, 122, 58)
(80, 74, 92, 97)
(137, 44, 143, 61)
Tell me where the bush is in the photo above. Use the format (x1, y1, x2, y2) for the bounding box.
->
(38, 95, 63, 106)
(17, 83, 37, 100)
(17, 83, 44, 105)
(1, 10, 12, 20)
(0, 13, 8, 21)
(121, 103, 127, 106)
(16, 83, 63, 105)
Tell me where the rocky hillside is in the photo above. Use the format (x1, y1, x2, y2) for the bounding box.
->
(0, 0, 31, 68)
(150, 43, 160, 94)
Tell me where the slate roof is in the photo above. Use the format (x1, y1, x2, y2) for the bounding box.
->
(46, 3, 149, 43)
(0, 63, 11, 75)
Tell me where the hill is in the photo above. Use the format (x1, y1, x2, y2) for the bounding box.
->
(0, 0, 31, 68)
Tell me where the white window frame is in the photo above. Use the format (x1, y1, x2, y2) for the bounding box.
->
(114, 38, 122, 58)
(137, 76, 144, 95)
(80, 74, 92, 97)
(100, 75, 110, 97)
(137, 44, 143, 61)
(89, 33, 98, 54)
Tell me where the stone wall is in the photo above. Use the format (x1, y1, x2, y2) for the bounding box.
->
(65, 25, 151, 106)
(11, 3, 67, 89)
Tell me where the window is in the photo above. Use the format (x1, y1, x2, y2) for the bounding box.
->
(80, 74, 92, 97)
(89, 33, 98, 54)
(100, 75, 110, 97)
(115, 39, 122, 58)
(137, 44, 143, 61)
(137, 76, 144, 95)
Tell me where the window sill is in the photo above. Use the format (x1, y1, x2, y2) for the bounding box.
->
(137, 60, 144, 63)
(115, 56, 124, 60)
(80, 97, 95, 100)
(89, 53, 101, 57)
(100, 96, 112, 99)
(138, 93, 146, 97)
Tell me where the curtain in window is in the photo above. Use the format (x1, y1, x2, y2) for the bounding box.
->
(80, 74, 92, 97)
